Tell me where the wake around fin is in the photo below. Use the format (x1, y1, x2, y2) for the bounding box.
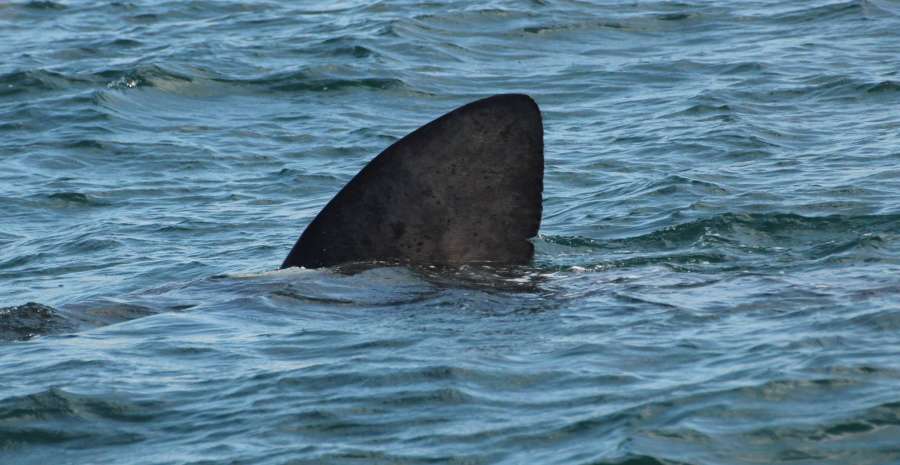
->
(281, 94, 544, 269)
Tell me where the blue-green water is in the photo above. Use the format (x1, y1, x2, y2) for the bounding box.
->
(2, 1, 900, 463)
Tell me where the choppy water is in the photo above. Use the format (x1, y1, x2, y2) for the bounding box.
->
(2, 0, 900, 463)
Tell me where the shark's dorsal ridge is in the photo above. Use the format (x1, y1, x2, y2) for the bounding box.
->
(281, 93, 543, 269)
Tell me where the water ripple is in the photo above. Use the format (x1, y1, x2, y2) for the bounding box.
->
(1, 0, 899, 464)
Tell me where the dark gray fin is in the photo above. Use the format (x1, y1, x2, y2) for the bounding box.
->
(281, 94, 543, 269)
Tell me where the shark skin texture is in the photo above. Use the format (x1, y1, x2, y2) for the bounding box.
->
(281, 94, 543, 269)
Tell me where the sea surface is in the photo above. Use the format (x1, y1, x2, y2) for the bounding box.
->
(2, 1, 900, 464)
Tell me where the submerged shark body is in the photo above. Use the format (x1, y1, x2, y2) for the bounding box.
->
(282, 94, 544, 269)
(0, 95, 544, 342)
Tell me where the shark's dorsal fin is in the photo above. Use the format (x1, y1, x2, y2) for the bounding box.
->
(281, 94, 543, 269)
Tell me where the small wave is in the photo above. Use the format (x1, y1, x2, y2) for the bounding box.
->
(100, 64, 195, 92)
(540, 235, 603, 249)
(221, 267, 319, 279)
(0, 69, 87, 97)
(540, 212, 900, 269)
(865, 80, 900, 94)
(62, 301, 160, 329)
(108, 38, 143, 48)
(771, 1, 863, 23)
(156, 221, 213, 233)
(722, 61, 768, 74)
(521, 6, 726, 37)
(45, 192, 108, 208)
(740, 74, 900, 104)
(127, 12, 159, 23)
(48, 192, 90, 203)
(22, 0, 66, 10)
(641, 175, 730, 197)
(315, 37, 378, 59)
(0, 387, 155, 450)
(257, 71, 407, 93)
(0, 252, 46, 271)
(273, 281, 437, 307)
(666, 102, 733, 119)
(99, 64, 409, 96)
(585, 455, 683, 465)
(846, 306, 900, 331)
(625, 213, 898, 249)
(657, 12, 692, 22)
(330, 45, 375, 58)
(105, 76, 141, 89)
(71, 237, 122, 253)
(822, 76, 900, 101)
(412, 264, 546, 293)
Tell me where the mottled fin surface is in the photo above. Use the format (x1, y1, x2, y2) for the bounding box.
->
(281, 94, 544, 269)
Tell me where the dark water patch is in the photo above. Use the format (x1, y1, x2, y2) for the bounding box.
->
(249, 72, 407, 94)
(0, 387, 160, 423)
(45, 192, 101, 207)
(517, 6, 729, 38)
(0, 252, 47, 272)
(0, 69, 88, 98)
(0, 231, 21, 248)
(771, 1, 864, 24)
(47, 192, 90, 204)
(331, 45, 375, 58)
(846, 307, 900, 331)
(21, 1, 66, 11)
(657, 12, 692, 21)
(640, 175, 730, 197)
(522, 18, 638, 36)
(0, 259, 130, 285)
(865, 80, 900, 94)
(74, 302, 159, 327)
(608, 455, 692, 465)
(722, 61, 768, 75)
(155, 218, 235, 234)
(127, 12, 160, 23)
(0, 388, 152, 453)
(107, 38, 144, 48)
(668, 103, 733, 118)
(807, 234, 888, 261)
(99, 64, 409, 96)
(820, 76, 900, 101)
(305, 36, 379, 59)
(318, 44, 376, 59)
(540, 234, 603, 250)
(69, 237, 123, 254)
(65, 139, 108, 150)
(274, 168, 343, 183)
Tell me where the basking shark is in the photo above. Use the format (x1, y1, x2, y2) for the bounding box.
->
(282, 94, 543, 269)
(0, 95, 544, 342)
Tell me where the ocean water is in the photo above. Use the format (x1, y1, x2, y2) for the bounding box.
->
(2, 0, 900, 463)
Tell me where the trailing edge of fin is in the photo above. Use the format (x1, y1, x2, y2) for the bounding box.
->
(281, 94, 544, 269)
